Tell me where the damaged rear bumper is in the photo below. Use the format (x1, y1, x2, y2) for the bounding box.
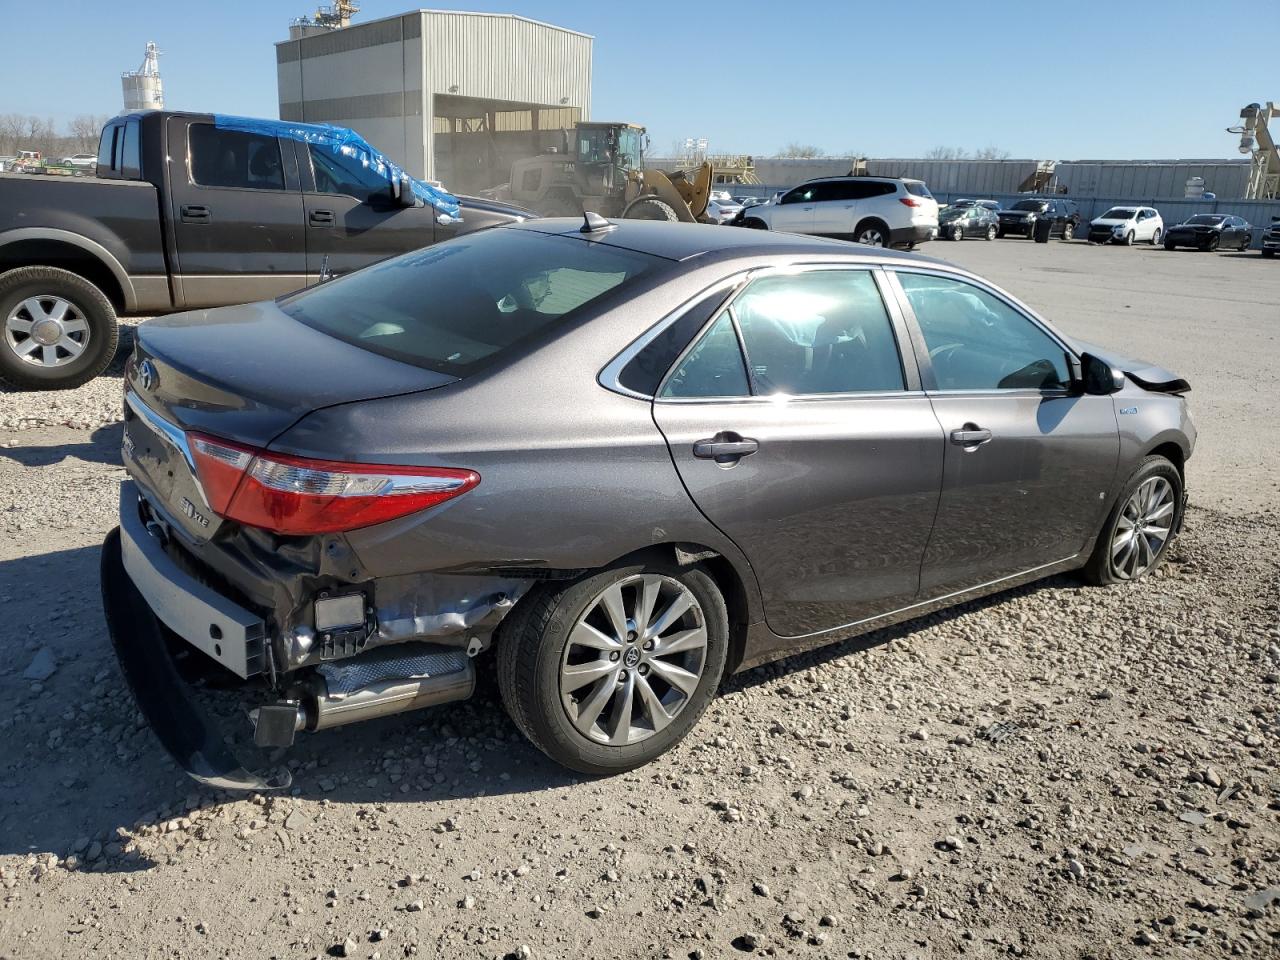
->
(102, 481, 524, 789)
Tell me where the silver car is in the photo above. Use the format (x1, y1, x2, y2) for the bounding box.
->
(102, 219, 1195, 788)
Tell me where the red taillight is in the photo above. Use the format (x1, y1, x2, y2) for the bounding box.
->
(899, 197, 924, 207)
(188, 433, 479, 535)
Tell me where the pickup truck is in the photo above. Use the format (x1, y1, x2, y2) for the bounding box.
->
(0, 111, 533, 389)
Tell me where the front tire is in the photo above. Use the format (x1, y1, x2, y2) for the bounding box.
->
(1122, 230, 1134, 246)
(0, 266, 118, 390)
(1164, 240, 1176, 250)
(1205, 236, 1220, 252)
(950, 225, 964, 241)
(497, 560, 729, 775)
(1062, 222, 1076, 241)
(623, 197, 680, 222)
(1150, 228, 1162, 246)
(1083, 456, 1182, 586)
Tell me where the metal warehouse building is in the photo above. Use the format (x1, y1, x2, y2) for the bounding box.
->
(275, 9, 592, 191)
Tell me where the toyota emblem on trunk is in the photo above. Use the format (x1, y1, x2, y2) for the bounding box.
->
(138, 360, 156, 391)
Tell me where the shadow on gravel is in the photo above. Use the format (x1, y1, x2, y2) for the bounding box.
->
(0, 527, 1072, 875)
(0, 422, 122, 467)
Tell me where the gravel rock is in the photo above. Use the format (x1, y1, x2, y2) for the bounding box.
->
(22, 648, 57, 681)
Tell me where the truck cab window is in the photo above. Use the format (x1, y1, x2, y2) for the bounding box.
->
(308, 144, 390, 201)
(189, 124, 284, 191)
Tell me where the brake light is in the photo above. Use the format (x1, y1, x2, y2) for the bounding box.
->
(188, 433, 479, 535)
(899, 197, 924, 207)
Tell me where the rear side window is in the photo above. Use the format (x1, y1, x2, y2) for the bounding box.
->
(281, 229, 663, 376)
(97, 125, 119, 170)
(189, 124, 284, 191)
(733, 271, 904, 395)
(905, 181, 933, 198)
(660, 270, 905, 398)
(618, 286, 736, 396)
(120, 120, 141, 180)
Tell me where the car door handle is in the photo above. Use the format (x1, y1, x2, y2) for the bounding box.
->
(309, 209, 336, 226)
(693, 433, 759, 464)
(949, 425, 993, 446)
(802, 206, 813, 211)
(180, 204, 210, 223)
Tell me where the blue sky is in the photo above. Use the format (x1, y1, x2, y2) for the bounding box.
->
(2, 0, 1275, 159)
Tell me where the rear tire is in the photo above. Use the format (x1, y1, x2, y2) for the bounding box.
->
(623, 197, 680, 222)
(1262, 249, 1275, 258)
(540, 194, 582, 218)
(854, 219, 889, 247)
(740, 217, 768, 230)
(1062, 222, 1076, 241)
(496, 560, 729, 775)
(0, 266, 118, 391)
(985, 224, 997, 241)
(1083, 455, 1182, 586)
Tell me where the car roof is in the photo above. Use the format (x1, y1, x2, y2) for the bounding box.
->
(504, 218, 949, 267)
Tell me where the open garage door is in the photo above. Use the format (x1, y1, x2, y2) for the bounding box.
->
(432, 94, 581, 195)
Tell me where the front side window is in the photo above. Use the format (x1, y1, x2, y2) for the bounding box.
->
(897, 272, 1069, 392)
(281, 229, 662, 376)
(309, 144, 390, 201)
(189, 124, 284, 191)
(780, 184, 819, 205)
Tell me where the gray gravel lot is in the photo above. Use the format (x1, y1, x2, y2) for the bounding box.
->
(1, 239, 1277, 959)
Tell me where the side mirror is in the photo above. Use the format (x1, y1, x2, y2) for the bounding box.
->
(387, 175, 419, 208)
(1078, 352, 1124, 395)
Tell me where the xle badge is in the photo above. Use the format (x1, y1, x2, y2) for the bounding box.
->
(180, 497, 211, 528)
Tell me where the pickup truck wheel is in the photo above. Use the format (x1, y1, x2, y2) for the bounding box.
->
(0, 266, 118, 390)
(496, 560, 729, 775)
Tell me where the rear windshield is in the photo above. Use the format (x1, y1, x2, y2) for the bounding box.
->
(280, 229, 664, 376)
(904, 181, 933, 198)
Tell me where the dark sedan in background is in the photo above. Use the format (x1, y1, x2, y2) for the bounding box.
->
(1163, 214, 1253, 251)
(101, 220, 1195, 789)
(939, 203, 1000, 240)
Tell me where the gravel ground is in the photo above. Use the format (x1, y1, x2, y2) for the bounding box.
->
(1, 240, 1278, 959)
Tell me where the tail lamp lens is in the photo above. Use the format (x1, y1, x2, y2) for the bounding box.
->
(899, 197, 923, 207)
(188, 433, 479, 535)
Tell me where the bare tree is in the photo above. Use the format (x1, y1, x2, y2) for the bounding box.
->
(777, 142, 826, 159)
(925, 145, 968, 160)
(971, 145, 1011, 160)
(69, 114, 108, 155)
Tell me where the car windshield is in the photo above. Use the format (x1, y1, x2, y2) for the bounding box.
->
(280, 229, 664, 376)
(1101, 208, 1137, 220)
(1185, 215, 1224, 225)
(1011, 200, 1049, 212)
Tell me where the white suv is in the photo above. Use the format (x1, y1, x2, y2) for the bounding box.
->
(1087, 206, 1164, 245)
(734, 176, 939, 248)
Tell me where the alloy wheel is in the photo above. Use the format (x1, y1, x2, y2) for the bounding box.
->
(559, 574, 708, 746)
(4, 295, 89, 368)
(1110, 477, 1175, 580)
(857, 227, 885, 246)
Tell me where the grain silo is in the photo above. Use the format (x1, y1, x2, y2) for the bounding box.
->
(121, 42, 164, 112)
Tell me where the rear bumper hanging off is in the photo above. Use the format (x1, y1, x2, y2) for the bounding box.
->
(100, 523, 291, 791)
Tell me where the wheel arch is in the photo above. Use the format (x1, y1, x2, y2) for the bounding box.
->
(0, 231, 132, 311)
(1145, 439, 1187, 478)
(853, 216, 889, 240)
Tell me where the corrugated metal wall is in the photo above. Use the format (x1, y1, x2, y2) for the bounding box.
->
(652, 156, 1255, 199)
(276, 11, 592, 181)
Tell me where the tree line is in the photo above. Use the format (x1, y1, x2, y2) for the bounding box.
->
(0, 114, 112, 160)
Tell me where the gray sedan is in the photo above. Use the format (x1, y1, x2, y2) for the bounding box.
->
(101, 219, 1195, 788)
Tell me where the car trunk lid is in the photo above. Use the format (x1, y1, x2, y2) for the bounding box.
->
(123, 300, 457, 541)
